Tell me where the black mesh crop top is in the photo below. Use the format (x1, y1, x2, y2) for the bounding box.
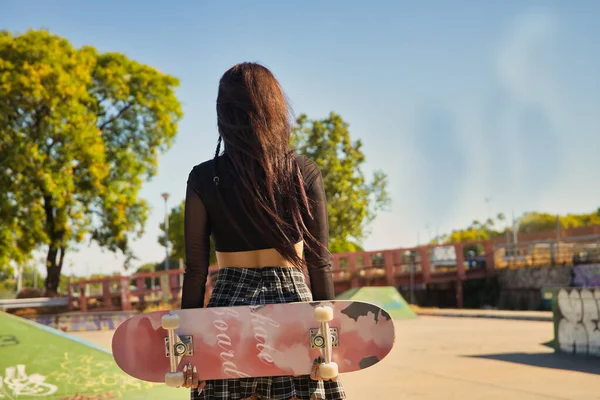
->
(181, 153, 334, 309)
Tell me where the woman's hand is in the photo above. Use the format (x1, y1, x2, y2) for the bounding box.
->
(180, 362, 206, 393)
(309, 357, 338, 382)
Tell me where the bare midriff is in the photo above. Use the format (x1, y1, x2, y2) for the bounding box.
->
(216, 241, 304, 268)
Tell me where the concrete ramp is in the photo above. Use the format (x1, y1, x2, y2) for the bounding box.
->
(0, 311, 186, 399)
(337, 286, 417, 319)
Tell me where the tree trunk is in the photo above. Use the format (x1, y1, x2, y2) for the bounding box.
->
(42, 194, 67, 297)
(45, 244, 66, 297)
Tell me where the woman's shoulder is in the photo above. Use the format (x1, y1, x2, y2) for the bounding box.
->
(294, 153, 316, 168)
(294, 154, 321, 184)
(189, 158, 216, 177)
(186, 157, 219, 192)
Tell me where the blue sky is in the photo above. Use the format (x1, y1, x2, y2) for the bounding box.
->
(2, 1, 599, 277)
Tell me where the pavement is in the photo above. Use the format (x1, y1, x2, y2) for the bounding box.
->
(70, 314, 600, 400)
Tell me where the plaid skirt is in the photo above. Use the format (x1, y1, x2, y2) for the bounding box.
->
(192, 267, 346, 400)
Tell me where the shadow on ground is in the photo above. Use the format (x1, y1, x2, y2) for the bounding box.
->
(540, 339, 555, 349)
(465, 352, 600, 375)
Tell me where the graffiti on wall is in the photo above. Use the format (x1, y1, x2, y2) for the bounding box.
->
(573, 264, 600, 287)
(429, 246, 457, 270)
(0, 364, 58, 398)
(555, 288, 600, 357)
(25, 313, 135, 332)
(45, 353, 154, 398)
(498, 266, 571, 289)
(58, 392, 117, 400)
(0, 335, 19, 348)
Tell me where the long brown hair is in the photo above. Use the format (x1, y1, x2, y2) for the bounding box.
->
(213, 62, 324, 270)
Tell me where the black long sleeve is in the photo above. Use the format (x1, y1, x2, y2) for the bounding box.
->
(181, 154, 335, 306)
(181, 184, 211, 309)
(302, 161, 335, 301)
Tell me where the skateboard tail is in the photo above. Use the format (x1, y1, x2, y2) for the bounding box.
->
(112, 310, 174, 382)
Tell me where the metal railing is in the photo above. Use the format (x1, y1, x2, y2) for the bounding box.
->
(494, 235, 600, 269)
(0, 297, 69, 310)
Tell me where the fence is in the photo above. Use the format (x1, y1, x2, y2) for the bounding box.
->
(62, 229, 600, 313)
(493, 235, 600, 269)
(66, 241, 496, 312)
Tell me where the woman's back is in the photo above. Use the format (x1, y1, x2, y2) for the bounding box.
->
(183, 151, 335, 307)
(186, 153, 324, 253)
(181, 62, 345, 400)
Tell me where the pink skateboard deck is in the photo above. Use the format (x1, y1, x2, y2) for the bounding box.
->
(112, 300, 395, 383)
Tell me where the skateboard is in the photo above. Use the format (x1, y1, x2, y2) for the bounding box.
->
(112, 300, 396, 386)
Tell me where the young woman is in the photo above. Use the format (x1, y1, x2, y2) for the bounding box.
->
(180, 62, 346, 400)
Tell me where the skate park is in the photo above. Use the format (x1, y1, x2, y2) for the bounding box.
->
(2, 293, 598, 399)
(3, 3, 600, 399)
(2, 233, 600, 399)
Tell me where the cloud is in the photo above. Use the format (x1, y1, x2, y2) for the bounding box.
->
(490, 11, 600, 213)
(496, 12, 559, 108)
(366, 9, 600, 250)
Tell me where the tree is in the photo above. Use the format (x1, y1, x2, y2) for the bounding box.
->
(439, 209, 600, 245)
(292, 112, 391, 252)
(158, 200, 217, 266)
(0, 265, 14, 282)
(0, 30, 183, 295)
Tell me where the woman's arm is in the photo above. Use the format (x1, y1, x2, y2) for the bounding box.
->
(181, 184, 211, 309)
(303, 163, 335, 301)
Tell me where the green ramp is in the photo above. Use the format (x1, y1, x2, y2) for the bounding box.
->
(340, 286, 417, 319)
(335, 288, 361, 300)
(0, 311, 188, 400)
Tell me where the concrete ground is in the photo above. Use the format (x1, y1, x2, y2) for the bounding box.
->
(73, 316, 599, 400)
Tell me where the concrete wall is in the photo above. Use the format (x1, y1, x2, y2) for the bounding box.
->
(496, 266, 571, 310)
(497, 265, 572, 289)
(553, 287, 600, 358)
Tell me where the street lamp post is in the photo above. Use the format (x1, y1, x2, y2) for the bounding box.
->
(161, 193, 170, 271)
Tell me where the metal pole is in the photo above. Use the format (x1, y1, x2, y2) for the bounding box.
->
(16, 265, 22, 294)
(162, 193, 170, 271)
(410, 262, 415, 304)
(407, 251, 415, 305)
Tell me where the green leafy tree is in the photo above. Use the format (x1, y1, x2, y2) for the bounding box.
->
(0, 265, 14, 282)
(439, 213, 508, 244)
(11, 263, 44, 293)
(519, 211, 600, 232)
(440, 209, 600, 245)
(0, 265, 16, 299)
(158, 200, 217, 266)
(0, 30, 182, 295)
(292, 112, 391, 252)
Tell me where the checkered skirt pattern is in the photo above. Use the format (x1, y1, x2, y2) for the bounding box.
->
(192, 267, 346, 400)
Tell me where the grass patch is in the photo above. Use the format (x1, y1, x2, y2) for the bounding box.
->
(0, 312, 187, 399)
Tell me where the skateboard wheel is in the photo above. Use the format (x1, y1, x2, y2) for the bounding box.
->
(165, 371, 184, 387)
(314, 306, 333, 322)
(319, 362, 338, 379)
(162, 313, 181, 330)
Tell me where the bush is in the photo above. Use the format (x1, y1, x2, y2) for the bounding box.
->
(16, 288, 43, 299)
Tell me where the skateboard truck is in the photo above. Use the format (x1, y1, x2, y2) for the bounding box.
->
(161, 313, 190, 387)
(313, 305, 339, 380)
